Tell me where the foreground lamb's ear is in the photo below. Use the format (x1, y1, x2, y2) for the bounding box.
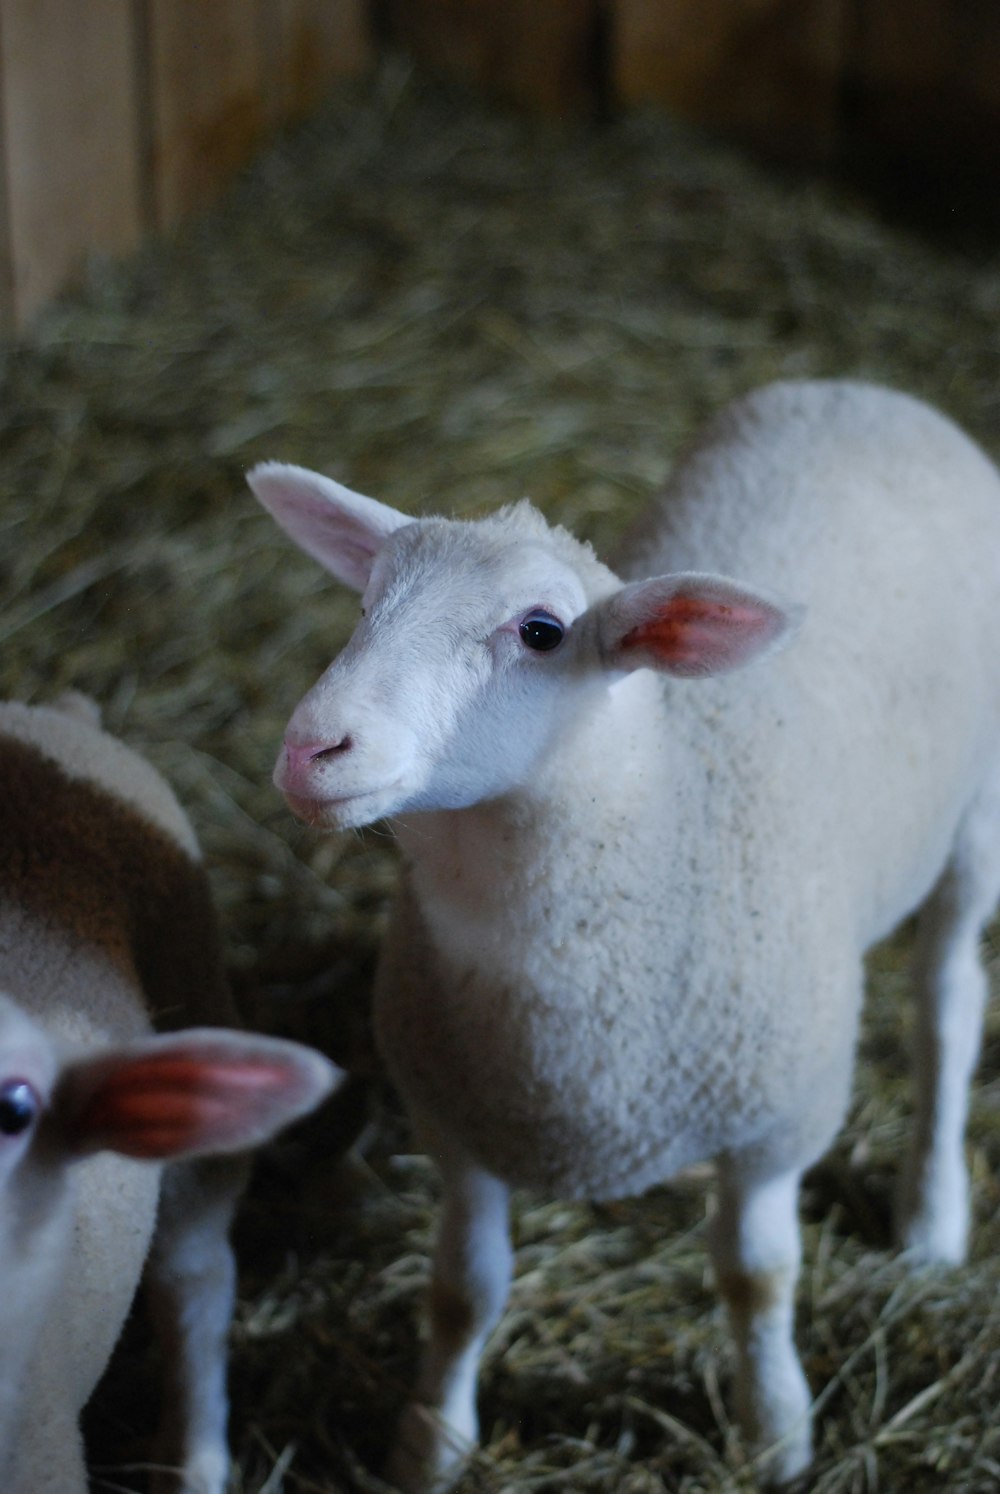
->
(597, 572, 803, 678)
(247, 461, 410, 591)
(56, 1029, 342, 1162)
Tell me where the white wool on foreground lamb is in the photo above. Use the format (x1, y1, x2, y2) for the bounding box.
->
(250, 379, 1000, 1488)
(0, 694, 339, 1494)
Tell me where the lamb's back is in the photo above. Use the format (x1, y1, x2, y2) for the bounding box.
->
(624, 381, 1000, 601)
(629, 380, 1000, 937)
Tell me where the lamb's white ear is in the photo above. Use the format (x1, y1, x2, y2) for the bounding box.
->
(57, 1029, 342, 1161)
(596, 572, 803, 678)
(248, 462, 410, 592)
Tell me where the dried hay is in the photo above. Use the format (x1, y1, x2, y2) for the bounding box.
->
(3, 59, 1000, 1494)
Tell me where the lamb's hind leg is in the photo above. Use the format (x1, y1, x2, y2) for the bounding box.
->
(387, 1125, 512, 1494)
(708, 1160, 812, 1484)
(897, 777, 1000, 1265)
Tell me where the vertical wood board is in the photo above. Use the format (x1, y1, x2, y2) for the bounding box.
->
(847, 0, 1000, 182)
(0, 0, 143, 331)
(143, 0, 267, 228)
(260, 0, 372, 125)
(384, 0, 603, 116)
(614, 0, 848, 162)
(0, 0, 374, 331)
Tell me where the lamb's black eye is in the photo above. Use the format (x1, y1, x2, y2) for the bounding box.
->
(0, 1081, 38, 1137)
(519, 613, 565, 652)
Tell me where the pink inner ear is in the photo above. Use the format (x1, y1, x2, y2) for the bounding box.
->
(620, 594, 779, 676)
(271, 496, 378, 580)
(77, 1053, 306, 1160)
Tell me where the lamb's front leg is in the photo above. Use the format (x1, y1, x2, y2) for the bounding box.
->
(387, 1131, 512, 1494)
(708, 1160, 812, 1484)
(146, 1157, 247, 1494)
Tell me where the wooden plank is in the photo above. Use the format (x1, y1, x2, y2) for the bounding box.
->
(259, 0, 372, 126)
(383, 0, 603, 117)
(143, 0, 267, 228)
(0, 25, 12, 335)
(614, 0, 848, 163)
(0, 0, 143, 333)
(846, 0, 1000, 201)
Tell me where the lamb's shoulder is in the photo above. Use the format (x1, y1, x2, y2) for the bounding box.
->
(0, 699, 199, 860)
(0, 702, 232, 1036)
(624, 380, 1000, 617)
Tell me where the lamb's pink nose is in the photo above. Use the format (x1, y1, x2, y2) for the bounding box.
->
(283, 736, 352, 776)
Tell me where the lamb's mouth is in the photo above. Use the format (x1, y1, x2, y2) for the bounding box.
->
(283, 783, 403, 829)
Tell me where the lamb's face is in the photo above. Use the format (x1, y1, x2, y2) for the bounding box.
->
(274, 516, 599, 829)
(250, 462, 800, 830)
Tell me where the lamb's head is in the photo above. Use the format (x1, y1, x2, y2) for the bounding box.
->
(0, 993, 338, 1342)
(0, 990, 339, 1456)
(250, 463, 801, 830)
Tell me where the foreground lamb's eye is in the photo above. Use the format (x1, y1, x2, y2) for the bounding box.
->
(0, 1080, 38, 1137)
(519, 612, 565, 652)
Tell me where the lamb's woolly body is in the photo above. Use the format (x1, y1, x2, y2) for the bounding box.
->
(376, 382, 1000, 1199)
(255, 378, 1000, 1487)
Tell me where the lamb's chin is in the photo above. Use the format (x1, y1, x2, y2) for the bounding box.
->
(283, 786, 402, 830)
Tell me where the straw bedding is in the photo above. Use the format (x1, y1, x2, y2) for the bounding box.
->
(3, 60, 1000, 1494)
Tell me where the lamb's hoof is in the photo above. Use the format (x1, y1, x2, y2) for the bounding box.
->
(385, 1401, 473, 1494)
(740, 1363, 812, 1487)
(895, 1180, 968, 1267)
(148, 1438, 229, 1494)
(755, 1425, 813, 1487)
(897, 1222, 967, 1269)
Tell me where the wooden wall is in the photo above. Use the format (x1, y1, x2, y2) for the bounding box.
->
(381, 0, 604, 118)
(2, 0, 996, 332)
(0, 0, 371, 333)
(614, 0, 847, 162)
(386, 0, 1000, 206)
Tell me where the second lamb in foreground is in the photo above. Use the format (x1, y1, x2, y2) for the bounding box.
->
(0, 694, 339, 1494)
(251, 379, 1000, 1487)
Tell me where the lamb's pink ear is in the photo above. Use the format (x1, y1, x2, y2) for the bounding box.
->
(58, 1030, 342, 1162)
(248, 461, 409, 591)
(597, 572, 803, 678)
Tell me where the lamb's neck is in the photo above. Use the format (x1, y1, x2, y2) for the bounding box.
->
(392, 669, 679, 899)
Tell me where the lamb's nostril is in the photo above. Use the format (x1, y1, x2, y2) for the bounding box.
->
(283, 736, 353, 776)
(310, 735, 352, 761)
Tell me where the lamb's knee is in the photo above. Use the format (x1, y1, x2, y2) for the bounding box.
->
(429, 1278, 480, 1353)
(716, 1263, 790, 1324)
(715, 1261, 802, 1398)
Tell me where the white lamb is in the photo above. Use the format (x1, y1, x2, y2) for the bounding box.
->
(0, 693, 339, 1493)
(249, 379, 1000, 1488)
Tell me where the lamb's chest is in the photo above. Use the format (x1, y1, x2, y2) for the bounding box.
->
(374, 890, 786, 1200)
